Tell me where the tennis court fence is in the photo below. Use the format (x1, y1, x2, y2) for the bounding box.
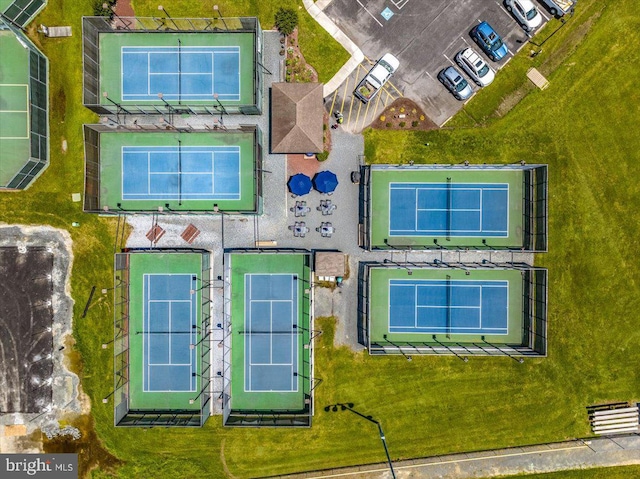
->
(82, 16, 263, 115)
(1, 18, 49, 190)
(360, 164, 548, 252)
(113, 249, 212, 427)
(358, 261, 548, 357)
(222, 251, 315, 427)
(83, 123, 263, 214)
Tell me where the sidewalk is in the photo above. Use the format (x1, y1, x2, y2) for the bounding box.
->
(269, 434, 640, 479)
(302, 0, 364, 97)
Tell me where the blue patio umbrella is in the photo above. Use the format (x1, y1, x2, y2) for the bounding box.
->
(313, 171, 339, 194)
(288, 173, 312, 196)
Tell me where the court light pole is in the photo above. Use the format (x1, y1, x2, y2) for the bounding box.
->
(324, 404, 397, 479)
(103, 91, 131, 118)
(158, 5, 178, 29)
(212, 93, 227, 125)
(157, 92, 175, 124)
(213, 5, 228, 30)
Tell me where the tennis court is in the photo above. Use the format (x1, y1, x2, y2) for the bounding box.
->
(228, 253, 311, 412)
(128, 253, 203, 410)
(244, 274, 299, 393)
(90, 128, 258, 212)
(0, 29, 34, 187)
(98, 31, 255, 106)
(121, 46, 240, 102)
(389, 278, 508, 335)
(368, 266, 524, 345)
(142, 274, 197, 392)
(367, 166, 525, 249)
(0, 84, 29, 140)
(389, 182, 508, 237)
(122, 145, 241, 201)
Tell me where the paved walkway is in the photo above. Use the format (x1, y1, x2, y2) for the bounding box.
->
(271, 434, 640, 479)
(302, 0, 364, 97)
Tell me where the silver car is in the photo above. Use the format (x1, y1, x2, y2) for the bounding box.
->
(438, 66, 473, 101)
(455, 48, 495, 87)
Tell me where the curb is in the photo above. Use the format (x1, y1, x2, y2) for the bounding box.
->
(302, 0, 364, 97)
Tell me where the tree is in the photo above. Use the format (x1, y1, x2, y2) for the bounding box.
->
(275, 8, 298, 36)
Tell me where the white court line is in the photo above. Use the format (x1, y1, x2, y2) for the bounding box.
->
(356, 0, 383, 27)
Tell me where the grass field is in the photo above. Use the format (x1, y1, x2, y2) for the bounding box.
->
(4, 0, 638, 477)
(131, 0, 350, 84)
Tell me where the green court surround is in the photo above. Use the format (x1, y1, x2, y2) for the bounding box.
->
(97, 130, 257, 212)
(127, 252, 202, 411)
(228, 253, 311, 412)
(369, 167, 524, 249)
(99, 31, 255, 107)
(368, 267, 524, 346)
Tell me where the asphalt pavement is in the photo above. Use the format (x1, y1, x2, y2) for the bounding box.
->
(322, 0, 551, 125)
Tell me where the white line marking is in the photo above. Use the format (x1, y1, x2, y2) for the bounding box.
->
(356, 0, 383, 27)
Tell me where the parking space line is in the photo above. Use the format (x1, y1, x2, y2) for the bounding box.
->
(391, 0, 410, 10)
(443, 53, 453, 65)
(356, 0, 384, 27)
(329, 89, 338, 119)
(361, 97, 372, 130)
(424, 71, 434, 81)
(385, 79, 403, 97)
(461, 36, 471, 47)
(339, 76, 349, 114)
(496, 1, 514, 19)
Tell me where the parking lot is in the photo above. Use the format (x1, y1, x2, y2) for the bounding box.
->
(324, 0, 552, 126)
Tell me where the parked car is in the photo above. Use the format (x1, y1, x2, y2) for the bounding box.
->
(455, 48, 495, 87)
(353, 53, 400, 103)
(438, 66, 473, 100)
(470, 21, 509, 61)
(505, 0, 542, 31)
(538, 0, 576, 17)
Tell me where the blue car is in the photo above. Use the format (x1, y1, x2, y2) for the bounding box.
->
(470, 21, 509, 61)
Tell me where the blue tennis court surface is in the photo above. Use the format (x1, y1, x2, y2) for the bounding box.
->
(389, 182, 509, 237)
(244, 274, 298, 393)
(389, 279, 509, 335)
(121, 46, 240, 101)
(122, 145, 241, 200)
(143, 274, 197, 392)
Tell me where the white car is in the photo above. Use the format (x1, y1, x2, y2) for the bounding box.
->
(455, 48, 495, 87)
(505, 0, 542, 31)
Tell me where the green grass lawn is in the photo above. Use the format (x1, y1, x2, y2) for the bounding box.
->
(131, 0, 349, 83)
(4, 0, 638, 477)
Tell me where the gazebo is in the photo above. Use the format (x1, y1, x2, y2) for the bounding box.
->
(270, 82, 324, 154)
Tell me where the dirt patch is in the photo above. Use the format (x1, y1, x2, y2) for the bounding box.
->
(51, 86, 66, 122)
(369, 98, 438, 131)
(495, 83, 535, 118)
(43, 414, 122, 478)
(283, 28, 318, 83)
(115, 0, 134, 17)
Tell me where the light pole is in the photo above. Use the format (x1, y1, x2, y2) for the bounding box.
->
(213, 93, 227, 125)
(324, 403, 397, 479)
(158, 5, 178, 29)
(213, 5, 228, 30)
(157, 92, 175, 124)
